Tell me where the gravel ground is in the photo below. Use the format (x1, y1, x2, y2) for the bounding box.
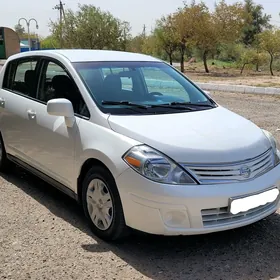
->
(2, 92, 280, 280)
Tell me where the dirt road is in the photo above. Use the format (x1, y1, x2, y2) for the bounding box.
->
(1, 92, 280, 280)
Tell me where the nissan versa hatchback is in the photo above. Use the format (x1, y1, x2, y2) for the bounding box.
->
(0, 49, 280, 241)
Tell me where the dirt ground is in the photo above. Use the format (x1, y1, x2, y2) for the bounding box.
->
(182, 61, 280, 87)
(2, 92, 280, 280)
(187, 71, 280, 88)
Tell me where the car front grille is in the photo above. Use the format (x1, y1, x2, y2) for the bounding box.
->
(201, 201, 277, 227)
(182, 148, 274, 184)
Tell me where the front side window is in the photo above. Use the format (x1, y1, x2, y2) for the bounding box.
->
(38, 60, 90, 118)
(3, 59, 38, 97)
(74, 61, 215, 115)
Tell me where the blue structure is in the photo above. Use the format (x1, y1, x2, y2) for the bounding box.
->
(20, 38, 40, 52)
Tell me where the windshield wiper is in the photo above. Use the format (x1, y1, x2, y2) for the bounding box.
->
(102, 100, 212, 112)
(102, 100, 193, 111)
(169, 102, 214, 108)
(148, 103, 195, 111)
(102, 100, 148, 109)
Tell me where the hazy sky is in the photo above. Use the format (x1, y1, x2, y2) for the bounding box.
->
(1, 0, 280, 37)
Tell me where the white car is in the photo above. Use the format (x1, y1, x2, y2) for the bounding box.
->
(0, 49, 280, 241)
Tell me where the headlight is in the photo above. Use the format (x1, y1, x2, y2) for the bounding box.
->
(123, 145, 196, 185)
(262, 129, 280, 166)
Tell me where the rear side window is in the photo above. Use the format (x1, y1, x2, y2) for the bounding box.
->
(3, 59, 38, 98)
(2, 62, 16, 89)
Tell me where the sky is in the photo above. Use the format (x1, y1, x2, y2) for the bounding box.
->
(1, 0, 280, 37)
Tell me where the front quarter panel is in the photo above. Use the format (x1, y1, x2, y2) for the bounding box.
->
(74, 118, 141, 193)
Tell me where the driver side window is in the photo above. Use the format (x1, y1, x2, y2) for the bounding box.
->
(38, 60, 90, 118)
(142, 67, 190, 101)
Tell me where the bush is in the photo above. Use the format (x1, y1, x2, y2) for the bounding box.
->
(217, 43, 244, 62)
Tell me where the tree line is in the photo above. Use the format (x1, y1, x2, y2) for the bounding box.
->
(15, 0, 280, 75)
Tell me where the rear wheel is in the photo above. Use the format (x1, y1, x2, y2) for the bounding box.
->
(82, 165, 129, 241)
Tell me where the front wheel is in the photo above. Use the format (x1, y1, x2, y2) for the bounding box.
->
(82, 166, 129, 241)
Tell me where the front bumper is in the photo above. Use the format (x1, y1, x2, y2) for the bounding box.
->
(116, 164, 280, 235)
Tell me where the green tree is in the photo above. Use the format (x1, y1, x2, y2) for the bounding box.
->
(173, 8, 191, 72)
(154, 15, 178, 65)
(128, 34, 145, 53)
(50, 4, 131, 50)
(171, 2, 210, 72)
(258, 29, 280, 76)
(14, 24, 39, 41)
(242, 0, 271, 46)
(14, 24, 25, 36)
(120, 21, 131, 51)
(237, 47, 266, 74)
(40, 35, 59, 49)
(217, 43, 244, 62)
(141, 34, 159, 57)
(192, 0, 246, 73)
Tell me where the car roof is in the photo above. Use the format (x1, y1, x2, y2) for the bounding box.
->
(8, 49, 162, 63)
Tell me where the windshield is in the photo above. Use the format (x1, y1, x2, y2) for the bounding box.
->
(73, 61, 216, 115)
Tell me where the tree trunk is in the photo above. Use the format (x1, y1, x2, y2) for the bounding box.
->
(179, 42, 185, 73)
(240, 63, 247, 74)
(203, 51, 209, 73)
(269, 53, 274, 76)
(168, 53, 173, 65)
(164, 48, 173, 65)
(255, 48, 259, 72)
(255, 62, 259, 72)
(180, 52, 184, 73)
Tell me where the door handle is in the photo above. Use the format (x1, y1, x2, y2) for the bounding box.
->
(0, 97, 5, 108)
(27, 109, 36, 119)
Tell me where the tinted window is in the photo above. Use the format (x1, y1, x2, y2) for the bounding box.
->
(38, 60, 90, 118)
(2, 62, 16, 89)
(3, 59, 38, 97)
(102, 67, 130, 78)
(101, 68, 133, 92)
(73, 61, 213, 115)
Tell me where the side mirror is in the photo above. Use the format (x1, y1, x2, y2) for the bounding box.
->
(47, 98, 75, 127)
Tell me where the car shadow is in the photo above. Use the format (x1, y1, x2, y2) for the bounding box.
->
(3, 165, 280, 280)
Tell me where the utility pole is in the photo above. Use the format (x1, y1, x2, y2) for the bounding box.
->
(122, 21, 129, 51)
(54, 0, 65, 49)
(142, 24, 146, 38)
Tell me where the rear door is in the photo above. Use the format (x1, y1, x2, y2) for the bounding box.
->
(0, 57, 41, 162)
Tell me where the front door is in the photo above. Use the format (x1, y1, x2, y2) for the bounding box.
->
(23, 59, 90, 190)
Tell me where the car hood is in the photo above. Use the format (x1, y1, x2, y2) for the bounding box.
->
(108, 106, 271, 163)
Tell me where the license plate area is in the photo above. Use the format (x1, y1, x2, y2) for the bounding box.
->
(229, 188, 279, 215)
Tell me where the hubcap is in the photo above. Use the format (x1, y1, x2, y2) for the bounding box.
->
(86, 179, 113, 231)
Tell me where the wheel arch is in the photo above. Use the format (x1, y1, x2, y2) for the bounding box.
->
(77, 157, 118, 205)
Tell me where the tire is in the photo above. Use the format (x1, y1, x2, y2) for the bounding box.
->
(82, 165, 130, 241)
(0, 135, 11, 173)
